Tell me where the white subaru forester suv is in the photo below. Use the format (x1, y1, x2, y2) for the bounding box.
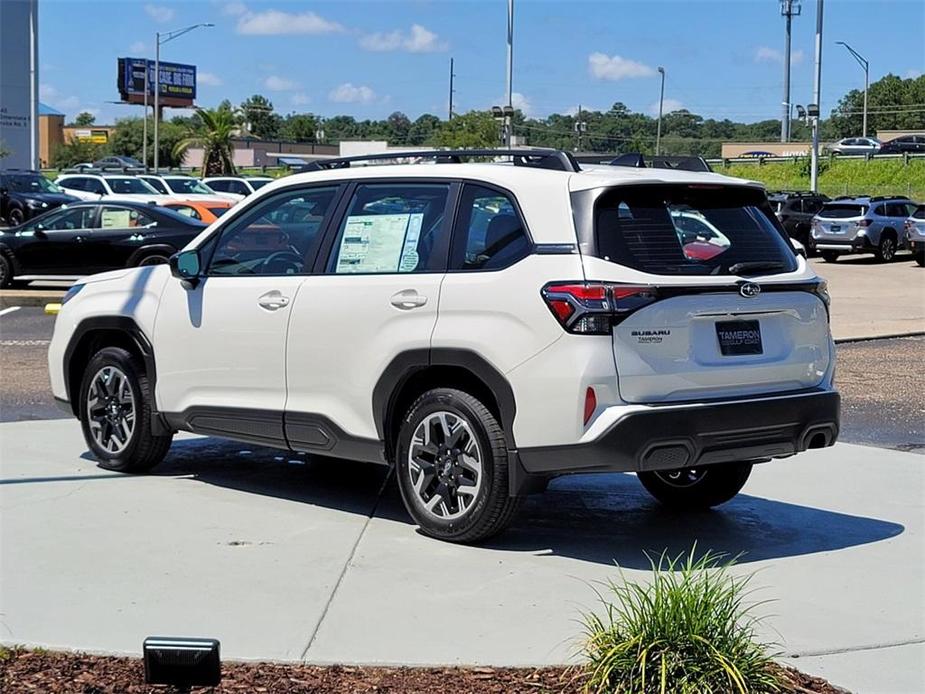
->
(48, 149, 839, 543)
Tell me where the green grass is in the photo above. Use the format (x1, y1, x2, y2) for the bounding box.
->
(719, 157, 925, 199)
(580, 548, 781, 694)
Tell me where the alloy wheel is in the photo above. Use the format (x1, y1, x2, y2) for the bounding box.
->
(86, 366, 136, 454)
(407, 411, 483, 520)
(881, 238, 895, 261)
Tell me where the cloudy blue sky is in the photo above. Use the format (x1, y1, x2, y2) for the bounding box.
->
(38, 0, 924, 125)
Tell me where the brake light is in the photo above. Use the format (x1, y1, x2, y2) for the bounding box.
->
(858, 219, 872, 227)
(905, 220, 914, 232)
(541, 282, 658, 334)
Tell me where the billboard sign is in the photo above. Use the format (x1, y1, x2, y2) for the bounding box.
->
(73, 129, 109, 144)
(117, 57, 196, 106)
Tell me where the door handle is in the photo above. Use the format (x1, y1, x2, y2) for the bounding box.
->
(257, 290, 290, 311)
(390, 289, 427, 310)
(75, 236, 85, 243)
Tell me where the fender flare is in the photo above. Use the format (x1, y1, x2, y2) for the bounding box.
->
(126, 244, 177, 267)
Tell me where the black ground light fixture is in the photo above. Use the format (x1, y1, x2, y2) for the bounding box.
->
(143, 636, 221, 689)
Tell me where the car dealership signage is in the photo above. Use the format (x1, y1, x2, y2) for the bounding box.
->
(117, 57, 197, 107)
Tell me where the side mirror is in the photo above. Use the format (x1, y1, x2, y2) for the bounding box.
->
(169, 249, 202, 287)
(34, 226, 47, 238)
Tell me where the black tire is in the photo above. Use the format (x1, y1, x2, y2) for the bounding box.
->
(798, 228, 817, 257)
(0, 254, 12, 289)
(79, 346, 172, 473)
(8, 207, 24, 227)
(395, 388, 522, 543)
(916, 252, 925, 267)
(136, 253, 170, 267)
(874, 232, 897, 263)
(637, 463, 752, 510)
(821, 250, 839, 263)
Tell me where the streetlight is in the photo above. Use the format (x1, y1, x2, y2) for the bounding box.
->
(491, 105, 514, 147)
(836, 41, 869, 137)
(655, 67, 666, 155)
(153, 22, 214, 171)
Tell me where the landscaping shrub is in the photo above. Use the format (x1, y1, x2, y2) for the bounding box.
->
(581, 548, 781, 694)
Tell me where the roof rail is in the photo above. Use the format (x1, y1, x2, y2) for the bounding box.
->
(301, 148, 581, 173)
(870, 194, 909, 202)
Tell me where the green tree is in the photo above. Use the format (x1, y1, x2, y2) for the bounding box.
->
(240, 94, 282, 139)
(386, 111, 412, 144)
(280, 114, 318, 143)
(109, 117, 186, 168)
(52, 138, 106, 168)
(0, 139, 9, 160)
(173, 107, 238, 175)
(432, 111, 500, 148)
(70, 112, 96, 127)
(828, 73, 925, 136)
(408, 114, 441, 145)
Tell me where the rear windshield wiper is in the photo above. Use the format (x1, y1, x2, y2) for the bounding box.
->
(727, 261, 786, 275)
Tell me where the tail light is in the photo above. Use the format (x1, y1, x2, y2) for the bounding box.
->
(583, 387, 597, 425)
(905, 220, 914, 232)
(858, 219, 872, 228)
(541, 282, 658, 334)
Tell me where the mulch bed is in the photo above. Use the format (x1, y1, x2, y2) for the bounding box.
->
(0, 648, 849, 693)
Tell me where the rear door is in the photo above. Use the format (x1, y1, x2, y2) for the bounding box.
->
(89, 205, 160, 271)
(577, 183, 831, 403)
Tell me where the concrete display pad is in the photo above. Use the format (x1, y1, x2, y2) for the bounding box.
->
(1, 419, 922, 692)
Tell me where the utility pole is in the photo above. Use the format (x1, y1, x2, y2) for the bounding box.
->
(836, 41, 869, 137)
(504, 0, 514, 147)
(780, 0, 801, 142)
(810, 0, 824, 193)
(655, 67, 666, 155)
(142, 61, 149, 171)
(448, 58, 455, 121)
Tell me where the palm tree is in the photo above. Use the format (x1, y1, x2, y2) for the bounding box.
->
(173, 107, 239, 175)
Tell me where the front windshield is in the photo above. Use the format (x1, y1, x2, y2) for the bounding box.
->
(106, 177, 160, 195)
(8, 175, 63, 194)
(166, 178, 215, 195)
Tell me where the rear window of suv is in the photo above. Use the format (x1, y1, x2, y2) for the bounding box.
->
(818, 204, 867, 219)
(591, 184, 797, 276)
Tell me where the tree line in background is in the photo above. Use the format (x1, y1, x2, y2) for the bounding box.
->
(49, 73, 924, 169)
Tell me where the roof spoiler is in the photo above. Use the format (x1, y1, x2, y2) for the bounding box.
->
(608, 153, 713, 173)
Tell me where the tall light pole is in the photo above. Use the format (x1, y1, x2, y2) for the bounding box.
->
(504, 0, 514, 147)
(142, 63, 149, 171)
(780, 0, 801, 142)
(153, 22, 214, 171)
(448, 57, 455, 121)
(836, 41, 869, 137)
(655, 67, 666, 155)
(810, 0, 824, 193)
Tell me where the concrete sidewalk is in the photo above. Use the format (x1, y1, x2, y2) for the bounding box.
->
(1, 419, 923, 693)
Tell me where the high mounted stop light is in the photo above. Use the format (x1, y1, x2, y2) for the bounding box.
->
(143, 636, 221, 688)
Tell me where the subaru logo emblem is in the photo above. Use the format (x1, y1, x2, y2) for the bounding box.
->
(739, 282, 761, 298)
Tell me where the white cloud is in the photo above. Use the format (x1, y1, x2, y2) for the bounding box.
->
(237, 9, 343, 35)
(648, 98, 684, 116)
(264, 75, 298, 91)
(198, 71, 223, 87)
(360, 24, 447, 53)
(511, 92, 532, 115)
(129, 41, 146, 54)
(755, 46, 804, 65)
(291, 93, 311, 106)
(144, 4, 175, 23)
(39, 83, 83, 116)
(39, 84, 58, 100)
(222, 1, 247, 16)
(329, 82, 376, 104)
(906, 69, 923, 79)
(588, 52, 656, 81)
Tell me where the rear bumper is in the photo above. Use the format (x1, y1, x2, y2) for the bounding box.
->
(517, 389, 840, 476)
(814, 236, 872, 253)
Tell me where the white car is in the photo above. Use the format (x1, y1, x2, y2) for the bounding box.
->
(48, 148, 839, 543)
(201, 176, 273, 201)
(54, 174, 170, 204)
(137, 175, 232, 204)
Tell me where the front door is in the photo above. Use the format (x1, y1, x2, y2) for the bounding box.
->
(152, 184, 343, 446)
(14, 205, 98, 274)
(285, 180, 455, 453)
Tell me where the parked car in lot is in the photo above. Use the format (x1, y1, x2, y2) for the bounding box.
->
(905, 204, 925, 266)
(768, 191, 829, 252)
(878, 134, 925, 155)
(1, 169, 80, 226)
(201, 175, 273, 200)
(826, 137, 881, 155)
(137, 174, 232, 204)
(161, 199, 233, 223)
(812, 195, 918, 262)
(48, 148, 839, 543)
(92, 155, 144, 169)
(55, 174, 169, 203)
(0, 201, 205, 287)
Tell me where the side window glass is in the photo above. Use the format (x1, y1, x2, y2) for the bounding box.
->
(60, 178, 82, 191)
(329, 183, 450, 274)
(145, 178, 169, 194)
(170, 205, 200, 220)
(228, 181, 248, 195)
(87, 179, 106, 195)
(101, 207, 156, 228)
(873, 205, 885, 216)
(208, 186, 339, 276)
(207, 180, 227, 192)
(450, 184, 530, 271)
(43, 207, 96, 230)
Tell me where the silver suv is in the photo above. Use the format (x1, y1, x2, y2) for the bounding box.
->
(812, 195, 918, 263)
